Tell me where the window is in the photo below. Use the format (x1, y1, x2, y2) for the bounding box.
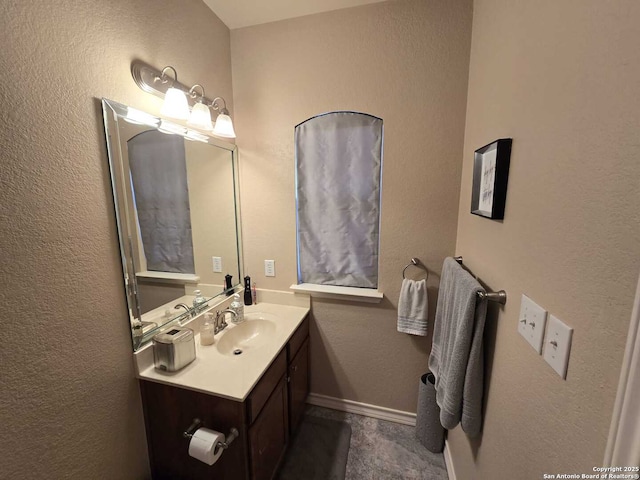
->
(295, 111, 383, 290)
(128, 130, 195, 274)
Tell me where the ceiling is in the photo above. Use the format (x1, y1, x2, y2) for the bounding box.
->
(203, 0, 388, 29)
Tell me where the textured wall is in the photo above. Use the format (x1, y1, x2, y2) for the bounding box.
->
(449, 0, 640, 477)
(0, 0, 232, 478)
(231, 0, 473, 411)
(186, 142, 239, 292)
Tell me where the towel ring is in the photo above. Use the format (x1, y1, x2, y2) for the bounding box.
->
(402, 258, 429, 281)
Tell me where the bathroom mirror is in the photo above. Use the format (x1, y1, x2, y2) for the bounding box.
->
(102, 99, 242, 350)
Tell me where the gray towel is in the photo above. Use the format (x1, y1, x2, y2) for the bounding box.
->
(428, 257, 487, 437)
(398, 278, 428, 336)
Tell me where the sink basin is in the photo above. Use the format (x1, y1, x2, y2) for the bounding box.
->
(217, 314, 277, 356)
(244, 312, 278, 322)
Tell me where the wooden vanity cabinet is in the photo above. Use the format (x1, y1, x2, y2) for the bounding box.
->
(140, 380, 250, 480)
(288, 338, 309, 434)
(248, 377, 288, 480)
(140, 315, 310, 480)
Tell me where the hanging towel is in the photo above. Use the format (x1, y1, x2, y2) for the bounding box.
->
(398, 278, 429, 336)
(428, 257, 487, 437)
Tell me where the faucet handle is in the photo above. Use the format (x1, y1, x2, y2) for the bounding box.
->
(215, 310, 227, 327)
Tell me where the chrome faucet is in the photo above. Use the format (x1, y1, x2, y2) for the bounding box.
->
(174, 303, 194, 318)
(214, 309, 237, 335)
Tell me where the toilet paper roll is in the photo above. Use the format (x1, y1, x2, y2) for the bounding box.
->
(188, 428, 225, 466)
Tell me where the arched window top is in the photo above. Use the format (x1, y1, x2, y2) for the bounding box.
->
(295, 111, 383, 129)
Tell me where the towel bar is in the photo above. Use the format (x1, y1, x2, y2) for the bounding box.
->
(454, 256, 507, 305)
(402, 258, 429, 281)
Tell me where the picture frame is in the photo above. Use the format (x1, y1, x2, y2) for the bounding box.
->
(471, 138, 512, 219)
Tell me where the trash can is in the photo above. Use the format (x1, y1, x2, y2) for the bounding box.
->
(415, 372, 445, 453)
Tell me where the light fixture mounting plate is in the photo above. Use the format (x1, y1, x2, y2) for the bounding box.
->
(131, 60, 216, 106)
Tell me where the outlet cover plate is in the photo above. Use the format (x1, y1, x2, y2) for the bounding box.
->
(518, 294, 548, 354)
(212, 256, 222, 273)
(264, 259, 275, 277)
(543, 314, 573, 379)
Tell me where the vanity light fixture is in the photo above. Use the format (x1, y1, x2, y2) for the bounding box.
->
(131, 60, 236, 138)
(157, 66, 190, 120)
(187, 84, 214, 131)
(211, 97, 237, 138)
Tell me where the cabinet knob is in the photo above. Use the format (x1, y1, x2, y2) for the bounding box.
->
(291, 365, 298, 372)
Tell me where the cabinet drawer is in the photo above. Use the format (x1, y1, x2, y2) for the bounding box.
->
(247, 349, 286, 424)
(287, 316, 309, 362)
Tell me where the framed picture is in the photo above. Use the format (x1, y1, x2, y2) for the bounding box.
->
(471, 138, 512, 219)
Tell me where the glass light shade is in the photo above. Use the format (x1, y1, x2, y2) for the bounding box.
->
(187, 102, 214, 131)
(212, 113, 236, 138)
(161, 87, 190, 120)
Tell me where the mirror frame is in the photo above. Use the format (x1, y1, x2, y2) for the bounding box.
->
(101, 98, 243, 350)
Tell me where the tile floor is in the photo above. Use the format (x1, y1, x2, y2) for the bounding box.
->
(305, 405, 449, 480)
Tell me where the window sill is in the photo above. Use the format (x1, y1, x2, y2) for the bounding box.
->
(136, 271, 200, 285)
(289, 283, 384, 304)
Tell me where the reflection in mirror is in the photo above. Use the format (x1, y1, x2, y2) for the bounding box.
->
(102, 99, 242, 350)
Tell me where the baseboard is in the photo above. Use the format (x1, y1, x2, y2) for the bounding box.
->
(307, 393, 456, 480)
(443, 439, 457, 480)
(306, 393, 417, 426)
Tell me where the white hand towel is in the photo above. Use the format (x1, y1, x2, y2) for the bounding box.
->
(397, 278, 429, 336)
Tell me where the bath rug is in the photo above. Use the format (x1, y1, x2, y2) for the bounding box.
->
(277, 415, 351, 480)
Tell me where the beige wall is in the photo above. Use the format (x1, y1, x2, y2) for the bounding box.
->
(0, 0, 232, 478)
(186, 142, 240, 293)
(231, 0, 473, 411)
(449, 0, 640, 478)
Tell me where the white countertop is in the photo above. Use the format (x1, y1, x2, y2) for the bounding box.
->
(135, 301, 310, 402)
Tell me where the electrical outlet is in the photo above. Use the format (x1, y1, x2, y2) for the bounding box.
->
(518, 294, 548, 354)
(543, 315, 573, 379)
(212, 256, 222, 273)
(264, 260, 275, 277)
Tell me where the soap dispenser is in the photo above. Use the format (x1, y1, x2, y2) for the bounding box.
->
(200, 312, 215, 346)
(230, 293, 244, 324)
(193, 289, 206, 313)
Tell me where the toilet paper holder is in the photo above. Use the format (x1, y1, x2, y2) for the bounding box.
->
(183, 418, 239, 450)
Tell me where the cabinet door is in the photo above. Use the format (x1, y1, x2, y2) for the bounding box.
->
(288, 338, 309, 434)
(248, 377, 288, 480)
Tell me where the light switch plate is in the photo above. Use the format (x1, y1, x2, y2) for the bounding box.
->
(543, 314, 573, 379)
(518, 294, 548, 354)
(212, 256, 222, 273)
(264, 260, 275, 277)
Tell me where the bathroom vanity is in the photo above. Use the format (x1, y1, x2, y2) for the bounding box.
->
(135, 303, 310, 480)
(104, 100, 311, 479)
